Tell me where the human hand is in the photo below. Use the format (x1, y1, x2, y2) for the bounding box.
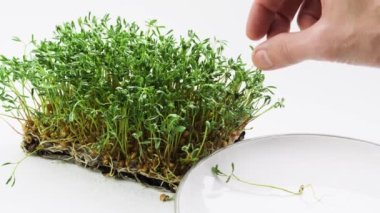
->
(247, 0, 380, 70)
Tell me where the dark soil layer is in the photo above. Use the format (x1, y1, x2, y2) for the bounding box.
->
(22, 131, 245, 192)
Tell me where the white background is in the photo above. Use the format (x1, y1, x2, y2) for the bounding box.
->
(0, 0, 379, 212)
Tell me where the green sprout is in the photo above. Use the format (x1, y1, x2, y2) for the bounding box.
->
(0, 147, 42, 187)
(1, 162, 16, 187)
(0, 14, 282, 191)
(212, 163, 306, 195)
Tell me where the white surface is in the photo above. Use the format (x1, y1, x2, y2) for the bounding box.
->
(0, 0, 379, 213)
(177, 134, 380, 213)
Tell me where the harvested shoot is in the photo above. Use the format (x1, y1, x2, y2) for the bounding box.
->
(0, 14, 282, 191)
(212, 163, 306, 195)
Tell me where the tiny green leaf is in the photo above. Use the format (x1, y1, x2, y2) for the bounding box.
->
(211, 165, 220, 175)
(1, 162, 12, 167)
(11, 36, 22, 42)
(175, 126, 186, 133)
(205, 121, 211, 128)
(5, 176, 13, 185)
(226, 174, 232, 183)
(132, 131, 143, 140)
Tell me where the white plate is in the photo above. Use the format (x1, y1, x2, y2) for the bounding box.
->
(176, 134, 380, 213)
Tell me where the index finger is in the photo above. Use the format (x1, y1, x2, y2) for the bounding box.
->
(246, 0, 285, 40)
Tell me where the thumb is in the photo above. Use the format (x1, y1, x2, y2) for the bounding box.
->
(252, 27, 320, 70)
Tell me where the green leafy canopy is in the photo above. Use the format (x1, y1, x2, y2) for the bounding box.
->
(0, 14, 283, 187)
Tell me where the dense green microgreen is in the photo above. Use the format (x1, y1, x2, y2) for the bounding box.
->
(0, 14, 282, 190)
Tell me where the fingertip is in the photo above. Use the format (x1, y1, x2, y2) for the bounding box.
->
(246, 2, 276, 40)
(252, 48, 274, 70)
(246, 30, 264, 40)
(252, 29, 320, 70)
(246, 14, 267, 40)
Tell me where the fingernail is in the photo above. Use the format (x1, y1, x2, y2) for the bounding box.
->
(254, 50, 273, 69)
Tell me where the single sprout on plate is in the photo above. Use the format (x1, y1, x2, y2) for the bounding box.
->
(212, 163, 307, 196)
(0, 13, 283, 192)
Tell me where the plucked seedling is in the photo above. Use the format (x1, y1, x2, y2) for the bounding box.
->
(1, 148, 41, 187)
(0, 14, 283, 191)
(212, 163, 319, 197)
